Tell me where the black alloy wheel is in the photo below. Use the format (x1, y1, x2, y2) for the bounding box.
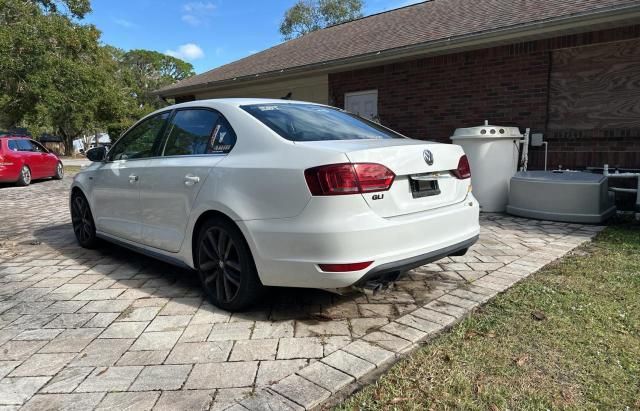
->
(197, 219, 262, 311)
(71, 193, 98, 248)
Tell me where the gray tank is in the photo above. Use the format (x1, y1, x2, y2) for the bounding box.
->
(506, 171, 615, 223)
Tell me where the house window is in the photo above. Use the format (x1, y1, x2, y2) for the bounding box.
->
(344, 90, 378, 122)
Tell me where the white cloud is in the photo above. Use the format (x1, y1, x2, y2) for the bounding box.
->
(165, 43, 205, 61)
(113, 18, 136, 28)
(181, 1, 216, 26)
(181, 14, 199, 26)
(183, 1, 216, 13)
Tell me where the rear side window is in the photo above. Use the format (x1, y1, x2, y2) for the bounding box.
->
(241, 103, 404, 142)
(16, 139, 34, 151)
(210, 116, 236, 154)
(8, 140, 19, 151)
(109, 112, 170, 161)
(163, 109, 236, 156)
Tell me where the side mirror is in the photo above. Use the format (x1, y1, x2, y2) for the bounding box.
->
(86, 146, 107, 162)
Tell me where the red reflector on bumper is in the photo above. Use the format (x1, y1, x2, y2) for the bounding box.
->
(318, 261, 373, 272)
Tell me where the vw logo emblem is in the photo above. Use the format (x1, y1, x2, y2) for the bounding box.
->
(423, 149, 434, 166)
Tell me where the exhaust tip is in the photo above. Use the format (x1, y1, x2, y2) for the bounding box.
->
(352, 280, 392, 295)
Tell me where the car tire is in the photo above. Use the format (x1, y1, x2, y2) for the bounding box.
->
(196, 218, 263, 311)
(70, 192, 99, 249)
(53, 162, 64, 180)
(16, 165, 31, 186)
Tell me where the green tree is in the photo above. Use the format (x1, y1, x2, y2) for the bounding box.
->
(33, 0, 91, 18)
(120, 49, 195, 111)
(0, 0, 122, 151)
(279, 0, 363, 40)
(0, 0, 193, 152)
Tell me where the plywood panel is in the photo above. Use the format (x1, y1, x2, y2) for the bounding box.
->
(549, 39, 640, 130)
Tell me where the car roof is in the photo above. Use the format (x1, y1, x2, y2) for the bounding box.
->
(128, 98, 330, 137)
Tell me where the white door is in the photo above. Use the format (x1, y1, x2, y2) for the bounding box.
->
(93, 160, 148, 242)
(92, 112, 170, 243)
(345, 90, 378, 121)
(139, 108, 235, 253)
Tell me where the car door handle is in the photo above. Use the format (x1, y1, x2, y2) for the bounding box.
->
(184, 175, 200, 186)
(129, 174, 139, 183)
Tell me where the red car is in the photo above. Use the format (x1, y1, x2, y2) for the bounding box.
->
(0, 134, 64, 186)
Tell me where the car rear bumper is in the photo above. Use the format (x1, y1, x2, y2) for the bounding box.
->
(242, 194, 480, 289)
(354, 234, 478, 287)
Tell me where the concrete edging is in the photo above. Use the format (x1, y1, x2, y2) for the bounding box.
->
(225, 227, 603, 410)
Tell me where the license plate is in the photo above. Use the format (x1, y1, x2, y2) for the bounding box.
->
(410, 176, 441, 198)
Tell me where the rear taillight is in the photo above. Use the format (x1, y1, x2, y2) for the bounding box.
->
(0, 154, 11, 166)
(305, 163, 395, 196)
(452, 155, 471, 179)
(318, 261, 373, 272)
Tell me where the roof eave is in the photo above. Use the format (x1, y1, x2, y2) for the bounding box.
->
(157, 3, 640, 98)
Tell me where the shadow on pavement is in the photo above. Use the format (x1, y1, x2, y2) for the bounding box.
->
(31, 223, 348, 321)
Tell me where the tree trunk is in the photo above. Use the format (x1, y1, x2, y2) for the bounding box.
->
(60, 129, 72, 157)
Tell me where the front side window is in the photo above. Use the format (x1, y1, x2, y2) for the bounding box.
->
(241, 103, 404, 142)
(30, 140, 47, 152)
(163, 109, 236, 156)
(109, 112, 170, 161)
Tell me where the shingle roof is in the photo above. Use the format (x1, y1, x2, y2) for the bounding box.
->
(159, 0, 638, 95)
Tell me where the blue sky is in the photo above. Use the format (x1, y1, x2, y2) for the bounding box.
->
(85, 0, 422, 74)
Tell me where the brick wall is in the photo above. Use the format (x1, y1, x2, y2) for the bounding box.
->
(529, 129, 640, 170)
(329, 25, 640, 169)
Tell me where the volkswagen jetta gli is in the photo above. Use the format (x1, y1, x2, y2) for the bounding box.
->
(71, 99, 479, 311)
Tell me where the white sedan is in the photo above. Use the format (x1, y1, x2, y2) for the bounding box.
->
(71, 99, 479, 311)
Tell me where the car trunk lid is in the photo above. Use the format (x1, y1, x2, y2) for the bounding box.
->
(299, 139, 470, 217)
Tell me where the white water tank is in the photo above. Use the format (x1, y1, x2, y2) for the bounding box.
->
(450, 122, 521, 212)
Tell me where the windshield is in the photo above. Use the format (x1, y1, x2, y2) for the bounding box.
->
(241, 103, 405, 142)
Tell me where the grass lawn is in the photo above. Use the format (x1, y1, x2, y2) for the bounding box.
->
(338, 224, 640, 410)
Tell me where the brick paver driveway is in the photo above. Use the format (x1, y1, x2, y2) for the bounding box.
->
(0, 177, 602, 410)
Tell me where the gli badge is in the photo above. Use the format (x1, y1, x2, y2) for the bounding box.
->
(423, 149, 434, 166)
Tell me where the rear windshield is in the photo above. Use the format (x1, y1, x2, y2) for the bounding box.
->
(241, 103, 404, 142)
